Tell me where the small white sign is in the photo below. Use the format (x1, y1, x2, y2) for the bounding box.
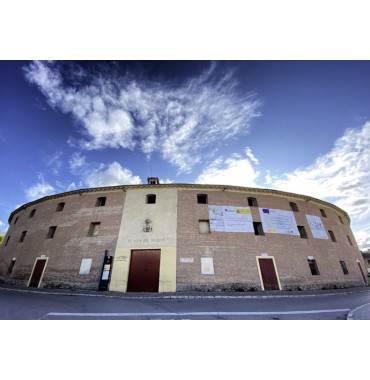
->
(261, 253, 268, 257)
(308, 256, 314, 260)
(79, 258, 92, 275)
(180, 258, 194, 263)
(201, 257, 214, 275)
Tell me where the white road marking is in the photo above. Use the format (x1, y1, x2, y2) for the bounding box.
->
(47, 309, 350, 317)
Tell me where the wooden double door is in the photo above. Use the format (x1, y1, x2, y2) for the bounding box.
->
(127, 250, 161, 292)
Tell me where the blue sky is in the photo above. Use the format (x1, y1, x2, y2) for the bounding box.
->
(0, 60, 369, 249)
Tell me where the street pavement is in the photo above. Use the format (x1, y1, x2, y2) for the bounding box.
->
(0, 283, 369, 319)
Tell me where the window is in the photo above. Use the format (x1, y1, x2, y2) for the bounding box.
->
(298, 225, 308, 239)
(19, 231, 27, 242)
(320, 208, 327, 218)
(328, 230, 336, 242)
(14, 216, 18, 224)
(5, 236, 10, 246)
(95, 197, 106, 207)
(29, 209, 36, 218)
(146, 194, 156, 204)
(308, 259, 320, 275)
(289, 202, 299, 212)
(338, 215, 344, 224)
(368, 259, 370, 265)
(248, 197, 258, 207)
(253, 222, 265, 236)
(56, 202, 65, 212)
(7, 259, 16, 275)
(88, 222, 101, 237)
(199, 220, 210, 234)
(340, 261, 349, 275)
(46, 226, 57, 239)
(197, 194, 208, 204)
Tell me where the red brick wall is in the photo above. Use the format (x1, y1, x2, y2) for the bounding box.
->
(0, 189, 125, 289)
(0, 185, 365, 292)
(176, 189, 364, 291)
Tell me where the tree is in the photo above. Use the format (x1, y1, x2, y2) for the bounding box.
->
(0, 234, 4, 245)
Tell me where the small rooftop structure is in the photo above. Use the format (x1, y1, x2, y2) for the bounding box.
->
(147, 177, 160, 185)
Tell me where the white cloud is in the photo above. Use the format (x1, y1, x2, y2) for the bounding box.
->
(269, 122, 370, 250)
(196, 149, 261, 187)
(24, 61, 261, 174)
(160, 178, 175, 184)
(66, 182, 80, 191)
(245, 147, 259, 165)
(25, 173, 56, 201)
(69, 152, 86, 172)
(47, 150, 63, 175)
(0, 220, 8, 235)
(85, 161, 142, 188)
(355, 226, 370, 251)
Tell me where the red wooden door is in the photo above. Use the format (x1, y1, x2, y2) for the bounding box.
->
(28, 259, 47, 288)
(357, 262, 367, 284)
(258, 258, 280, 291)
(127, 250, 161, 292)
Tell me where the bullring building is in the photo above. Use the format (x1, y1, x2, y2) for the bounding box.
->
(0, 178, 367, 292)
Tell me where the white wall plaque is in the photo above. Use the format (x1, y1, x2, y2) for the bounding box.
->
(180, 258, 194, 263)
(201, 257, 214, 275)
(261, 253, 268, 256)
(79, 258, 92, 275)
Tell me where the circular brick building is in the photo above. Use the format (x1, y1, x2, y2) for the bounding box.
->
(0, 178, 367, 292)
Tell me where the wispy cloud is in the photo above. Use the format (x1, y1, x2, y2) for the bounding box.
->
(24, 61, 261, 174)
(269, 122, 370, 249)
(25, 173, 56, 201)
(47, 150, 63, 175)
(68, 152, 86, 173)
(196, 147, 261, 187)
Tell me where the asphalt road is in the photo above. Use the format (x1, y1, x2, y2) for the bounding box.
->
(1, 287, 370, 319)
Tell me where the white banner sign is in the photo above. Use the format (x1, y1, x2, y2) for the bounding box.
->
(306, 215, 328, 239)
(208, 205, 254, 233)
(259, 208, 300, 235)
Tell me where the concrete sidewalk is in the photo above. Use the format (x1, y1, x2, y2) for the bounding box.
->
(1, 283, 370, 319)
(347, 303, 370, 320)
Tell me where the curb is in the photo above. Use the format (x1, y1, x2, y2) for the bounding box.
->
(1, 285, 370, 300)
(347, 302, 370, 320)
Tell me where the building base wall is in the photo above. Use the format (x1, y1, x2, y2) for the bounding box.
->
(177, 280, 366, 292)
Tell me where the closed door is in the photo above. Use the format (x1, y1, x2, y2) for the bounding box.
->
(258, 258, 280, 291)
(28, 259, 47, 288)
(127, 250, 161, 292)
(357, 261, 367, 284)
